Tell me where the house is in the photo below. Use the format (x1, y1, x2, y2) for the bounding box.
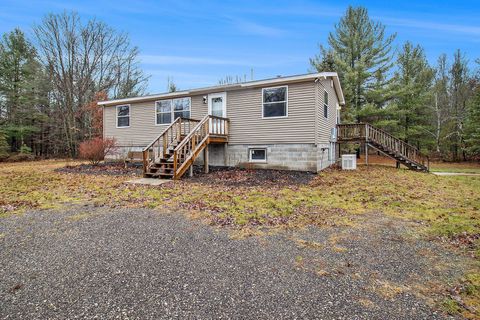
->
(98, 72, 346, 179)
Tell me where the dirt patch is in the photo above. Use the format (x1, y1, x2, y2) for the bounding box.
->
(55, 162, 142, 176)
(186, 166, 315, 187)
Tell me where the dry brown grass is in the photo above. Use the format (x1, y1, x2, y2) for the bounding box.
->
(0, 160, 479, 316)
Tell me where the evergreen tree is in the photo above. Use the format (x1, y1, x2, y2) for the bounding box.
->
(464, 87, 480, 157)
(311, 6, 396, 121)
(448, 50, 473, 160)
(464, 60, 480, 157)
(428, 54, 450, 154)
(0, 130, 8, 159)
(167, 76, 178, 92)
(0, 28, 44, 152)
(309, 47, 336, 72)
(390, 42, 434, 147)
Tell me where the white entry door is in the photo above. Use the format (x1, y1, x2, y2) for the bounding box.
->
(208, 92, 226, 134)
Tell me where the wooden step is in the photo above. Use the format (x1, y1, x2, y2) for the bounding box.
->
(145, 172, 174, 178)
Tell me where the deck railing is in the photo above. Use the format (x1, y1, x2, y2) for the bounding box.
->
(337, 123, 429, 169)
(142, 117, 200, 175)
(173, 115, 229, 179)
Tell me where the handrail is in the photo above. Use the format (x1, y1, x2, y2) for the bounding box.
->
(142, 117, 201, 175)
(337, 123, 429, 170)
(173, 115, 229, 179)
(143, 117, 182, 152)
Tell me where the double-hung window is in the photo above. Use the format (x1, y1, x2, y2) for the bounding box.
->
(116, 105, 130, 128)
(173, 98, 191, 119)
(262, 86, 287, 118)
(156, 97, 191, 125)
(323, 90, 329, 118)
(156, 100, 172, 125)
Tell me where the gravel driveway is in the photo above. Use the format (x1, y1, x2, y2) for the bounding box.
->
(0, 206, 462, 319)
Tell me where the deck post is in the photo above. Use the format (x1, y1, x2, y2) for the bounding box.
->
(189, 164, 193, 177)
(204, 145, 209, 173)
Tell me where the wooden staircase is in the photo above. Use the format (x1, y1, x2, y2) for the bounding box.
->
(142, 115, 229, 179)
(337, 123, 429, 172)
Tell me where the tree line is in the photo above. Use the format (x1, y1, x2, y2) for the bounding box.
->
(1, 7, 479, 161)
(0, 12, 148, 159)
(311, 6, 480, 161)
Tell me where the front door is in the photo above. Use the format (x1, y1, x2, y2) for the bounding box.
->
(208, 92, 226, 134)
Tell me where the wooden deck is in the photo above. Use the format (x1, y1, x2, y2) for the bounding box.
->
(337, 123, 429, 172)
(142, 115, 229, 179)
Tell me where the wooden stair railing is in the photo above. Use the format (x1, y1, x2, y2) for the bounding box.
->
(173, 115, 229, 179)
(142, 117, 200, 176)
(337, 123, 429, 171)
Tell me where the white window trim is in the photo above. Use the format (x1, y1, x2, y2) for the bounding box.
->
(155, 97, 191, 126)
(261, 85, 288, 119)
(249, 148, 267, 163)
(323, 89, 329, 119)
(116, 104, 130, 128)
(155, 100, 173, 126)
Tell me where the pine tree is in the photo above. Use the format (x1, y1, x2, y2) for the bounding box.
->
(428, 54, 450, 154)
(309, 47, 336, 72)
(448, 50, 473, 161)
(464, 76, 480, 157)
(390, 42, 434, 148)
(0, 130, 8, 159)
(0, 28, 43, 151)
(311, 6, 396, 122)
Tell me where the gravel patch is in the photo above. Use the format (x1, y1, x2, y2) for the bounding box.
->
(0, 207, 462, 319)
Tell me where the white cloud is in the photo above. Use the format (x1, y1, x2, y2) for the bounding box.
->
(381, 17, 480, 36)
(140, 55, 248, 66)
(231, 19, 287, 37)
(140, 54, 305, 68)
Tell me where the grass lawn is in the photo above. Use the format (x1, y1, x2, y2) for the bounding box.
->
(359, 153, 480, 174)
(429, 162, 480, 174)
(0, 159, 479, 317)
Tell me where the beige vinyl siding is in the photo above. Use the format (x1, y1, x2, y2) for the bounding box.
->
(104, 94, 206, 147)
(227, 81, 316, 144)
(104, 80, 322, 147)
(316, 78, 338, 144)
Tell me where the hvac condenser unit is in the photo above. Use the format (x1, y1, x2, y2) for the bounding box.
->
(341, 154, 357, 170)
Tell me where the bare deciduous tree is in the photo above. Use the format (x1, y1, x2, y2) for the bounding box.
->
(34, 12, 148, 156)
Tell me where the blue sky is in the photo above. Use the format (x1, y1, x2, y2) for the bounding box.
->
(1, 0, 479, 93)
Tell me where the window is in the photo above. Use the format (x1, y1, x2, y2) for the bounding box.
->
(249, 148, 267, 162)
(262, 86, 287, 118)
(156, 100, 172, 124)
(173, 97, 190, 119)
(323, 90, 329, 118)
(116, 105, 130, 127)
(155, 98, 191, 125)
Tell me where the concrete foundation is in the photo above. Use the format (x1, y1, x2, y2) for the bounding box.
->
(110, 143, 335, 172)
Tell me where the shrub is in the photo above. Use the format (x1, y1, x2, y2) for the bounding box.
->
(78, 138, 117, 165)
(7, 153, 35, 162)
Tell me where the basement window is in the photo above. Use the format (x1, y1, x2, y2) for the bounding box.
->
(262, 86, 288, 118)
(249, 148, 267, 162)
(324, 90, 329, 118)
(116, 105, 130, 128)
